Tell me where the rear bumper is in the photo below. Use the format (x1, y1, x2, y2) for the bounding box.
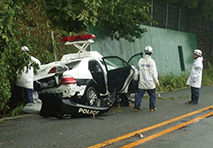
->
(39, 84, 87, 98)
(39, 93, 110, 118)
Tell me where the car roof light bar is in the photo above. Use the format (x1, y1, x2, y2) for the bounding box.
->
(61, 34, 96, 42)
(62, 34, 96, 53)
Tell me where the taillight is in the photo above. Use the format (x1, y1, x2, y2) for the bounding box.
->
(48, 67, 57, 74)
(61, 75, 77, 84)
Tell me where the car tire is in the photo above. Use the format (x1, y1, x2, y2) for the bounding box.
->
(84, 86, 99, 106)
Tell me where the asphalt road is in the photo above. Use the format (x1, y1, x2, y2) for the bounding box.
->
(1, 85, 213, 148)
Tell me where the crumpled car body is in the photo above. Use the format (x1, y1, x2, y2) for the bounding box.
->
(33, 34, 142, 118)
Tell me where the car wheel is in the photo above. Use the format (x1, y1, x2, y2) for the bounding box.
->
(84, 86, 99, 106)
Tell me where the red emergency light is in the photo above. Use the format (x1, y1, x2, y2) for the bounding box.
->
(61, 34, 96, 42)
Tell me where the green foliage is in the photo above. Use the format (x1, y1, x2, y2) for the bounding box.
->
(0, 54, 11, 117)
(0, 0, 19, 117)
(202, 62, 213, 85)
(0, 0, 48, 117)
(198, 0, 213, 20)
(43, 0, 103, 32)
(159, 0, 213, 20)
(159, 0, 200, 8)
(157, 72, 189, 92)
(97, 0, 153, 42)
(42, 0, 153, 42)
(15, 0, 56, 64)
(157, 65, 213, 93)
(8, 102, 25, 117)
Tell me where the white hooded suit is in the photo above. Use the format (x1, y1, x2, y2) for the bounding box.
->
(137, 55, 159, 89)
(186, 56, 203, 88)
(16, 56, 41, 89)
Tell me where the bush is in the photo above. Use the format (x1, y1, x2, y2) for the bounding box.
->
(202, 62, 213, 86)
(157, 72, 189, 92)
(157, 64, 213, 93)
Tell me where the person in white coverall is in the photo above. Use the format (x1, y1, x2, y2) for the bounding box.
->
(15, 46, 41, 104)
(134, 46, 159, 112)
(186, 49, 203, 105)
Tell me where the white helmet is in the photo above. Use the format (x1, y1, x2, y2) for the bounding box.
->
(21, 46, 29, 52)
(144, 46, 153, 53)
(194, 49, 202, 56)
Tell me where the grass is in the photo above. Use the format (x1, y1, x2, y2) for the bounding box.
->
(152, 63, 213, 100)
(157, 62, 213, 93)
(157, 72, 189, 92)
(8, 102, 25, 117)
(202, 62, 213, 86)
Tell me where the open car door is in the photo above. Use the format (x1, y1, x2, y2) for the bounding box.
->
(127, 52, 143, 93)
(128, 52, 143, 67)
(102, 56, 134, 94)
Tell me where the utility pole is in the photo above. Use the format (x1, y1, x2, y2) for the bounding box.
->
(51, 31, 57, 61)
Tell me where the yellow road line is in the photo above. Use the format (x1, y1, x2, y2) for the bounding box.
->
(87, 105, 213, 148)
(121, 111, 213, 148)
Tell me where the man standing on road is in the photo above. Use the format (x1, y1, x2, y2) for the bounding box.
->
(186, 49, 203, 105)
(12, 46, 41, 106)
(134, 46, 159, 112)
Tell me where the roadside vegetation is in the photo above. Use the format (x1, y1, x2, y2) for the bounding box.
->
(158, 73, 189, 92)
(157, 62, 213, 93)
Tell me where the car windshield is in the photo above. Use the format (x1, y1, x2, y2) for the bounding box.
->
(65, 61, 81, 70)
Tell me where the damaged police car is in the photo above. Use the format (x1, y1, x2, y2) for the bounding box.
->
(34, 34, 142, 118)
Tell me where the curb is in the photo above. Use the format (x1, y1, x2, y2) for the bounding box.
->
(0, 114, 34, 122)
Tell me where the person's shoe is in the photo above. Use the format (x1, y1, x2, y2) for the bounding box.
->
(134, 109, 143, 112)
(128, 103, 131, 107)
(116, 106, 121, 108)
(150, 109, 157, 112)
(185, 101, 195, 105)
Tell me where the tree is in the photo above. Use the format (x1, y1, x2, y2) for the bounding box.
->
(159, 0, 213, 19)
(0, 0, 55, 117)
(0, 0, 26, 117)
(159, 0, 199, 8)
(157, 0, 213, 63)
(96, 0, 152, 42)
(42, 0, 103, 32)
(43, 0, 152, 42)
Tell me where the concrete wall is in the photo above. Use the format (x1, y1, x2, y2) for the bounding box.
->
(89, 25, 198, 76)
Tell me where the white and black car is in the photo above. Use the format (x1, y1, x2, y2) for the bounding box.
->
(34, 34, 142, 118)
